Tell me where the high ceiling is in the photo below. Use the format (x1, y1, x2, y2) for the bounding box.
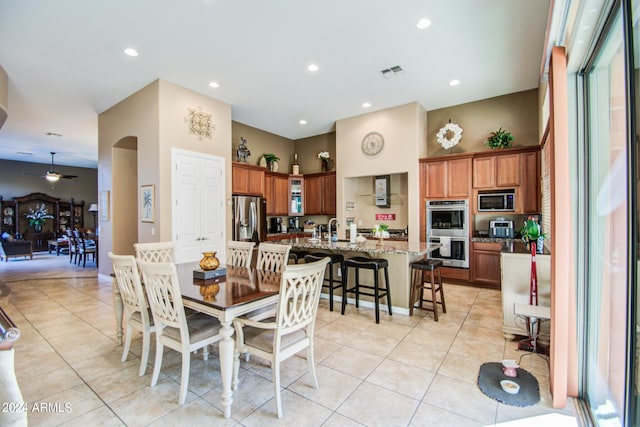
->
(0, 0, 550, 169)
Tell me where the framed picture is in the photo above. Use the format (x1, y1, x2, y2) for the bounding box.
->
(100, 190, 110, 222)
(141, 184, 155, 223)
(374, 175, 390, 208)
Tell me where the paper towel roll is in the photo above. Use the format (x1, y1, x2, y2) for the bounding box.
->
(350, 223, 357, 244)
(439, 236, 451, 257)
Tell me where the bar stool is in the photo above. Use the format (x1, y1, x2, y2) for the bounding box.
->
(409, 259, 446, 321)
(304, 252, 344, 312)
(288, 250, 309, 264)
(341, 256, 392, 323)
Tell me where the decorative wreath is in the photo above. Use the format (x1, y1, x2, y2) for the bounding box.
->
(436, 122, 463, 149)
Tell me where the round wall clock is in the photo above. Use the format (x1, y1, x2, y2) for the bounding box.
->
(362, 132, 384, 156)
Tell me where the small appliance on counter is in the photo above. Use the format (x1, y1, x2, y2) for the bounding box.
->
(269, 217, 283, 233)
(287, 217, 302, 232)
(489, 219, 515, 238)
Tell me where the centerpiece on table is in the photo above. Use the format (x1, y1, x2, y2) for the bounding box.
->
(25, 203, 54, 233)
(373, 224, 390, 246)
(317, 151, 331, 171)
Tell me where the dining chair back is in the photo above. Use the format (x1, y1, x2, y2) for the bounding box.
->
(134, 241, 175, 263)
(233, 257, 330, 417)
(108, 252, 155, 376)
(73, 229, 96, 267)
(137, 260, 222, 404)
(227, 240, 256, 267)
(256, 242, 291, 272)
(66, 229, 79, 264)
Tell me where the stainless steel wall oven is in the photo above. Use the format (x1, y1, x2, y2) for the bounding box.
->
(426, 200, 469, 268)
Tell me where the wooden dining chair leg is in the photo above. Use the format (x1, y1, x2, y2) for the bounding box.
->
(430, 268, 438, 321)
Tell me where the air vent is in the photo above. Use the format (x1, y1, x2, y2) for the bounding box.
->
(380, 65, 405, 79)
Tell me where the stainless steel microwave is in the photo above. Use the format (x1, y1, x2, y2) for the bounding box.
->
(477, 191, 515, 212)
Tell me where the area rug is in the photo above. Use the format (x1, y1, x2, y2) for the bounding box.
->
(477, 362, 540, 407)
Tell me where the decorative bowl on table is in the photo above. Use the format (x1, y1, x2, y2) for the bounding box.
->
(500, 380, 520, 395)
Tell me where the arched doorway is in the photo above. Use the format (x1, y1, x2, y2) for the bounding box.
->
(112, 137, 138, 255)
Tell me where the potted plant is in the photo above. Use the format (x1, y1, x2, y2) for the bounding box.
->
(263, 154, 280, 171)
(25, 203, 54, 233)
(485, 127, 514, 149)
(519, 216, 546, 253)
(317, 151, 331, 171)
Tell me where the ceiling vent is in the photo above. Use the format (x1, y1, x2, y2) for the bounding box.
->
(380, 65, 405, 79)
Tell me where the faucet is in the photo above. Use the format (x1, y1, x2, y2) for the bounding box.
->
(327, 218, 338, 241)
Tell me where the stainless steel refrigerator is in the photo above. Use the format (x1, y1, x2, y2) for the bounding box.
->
(232, 195, 266, 243)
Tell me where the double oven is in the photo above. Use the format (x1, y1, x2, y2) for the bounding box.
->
(426, 200, 469, 268)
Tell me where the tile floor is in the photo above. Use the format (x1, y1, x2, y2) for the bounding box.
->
(0, 253, 579, 426)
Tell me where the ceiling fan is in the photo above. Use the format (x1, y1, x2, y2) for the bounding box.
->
(43, 152, 77, 182)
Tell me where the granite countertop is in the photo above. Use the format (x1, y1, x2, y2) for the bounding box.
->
(273, 238, 438, 256)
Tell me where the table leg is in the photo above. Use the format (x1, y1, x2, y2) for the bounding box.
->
(219, 321, 234, 419)
(112, 278, 123, 346)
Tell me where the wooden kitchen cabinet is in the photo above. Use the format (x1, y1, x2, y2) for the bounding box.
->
(423, 157, 471, 199)
(473, 153, 520, 189)
(519, 151, 540, 213)
(303, 172, 336, 215)
(471, 241, 503, 288)
(232, 162, 265, 196)
(265, 172, 289, 216)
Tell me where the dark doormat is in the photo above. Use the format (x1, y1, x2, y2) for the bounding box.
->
(477, 362, 540, 407)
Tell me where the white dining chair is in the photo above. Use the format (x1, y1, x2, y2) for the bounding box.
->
(109, 252, 155, 376)
(256, 242, 291, 272)
(138, 260, 223, 405)
(227, 240, 256, 267)
(233, 257, 330, 418)
(134, 241, 175, 263)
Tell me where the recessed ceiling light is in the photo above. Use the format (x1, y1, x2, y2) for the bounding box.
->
(362, 102, 371, 108)
(124, 48, 139, 57)
(449, 79, 460, 86)
(307, 64, 319, 72)
(299, 120, 307, 125)
(416, 18, 431, 29)
(208, 81, 219, 88)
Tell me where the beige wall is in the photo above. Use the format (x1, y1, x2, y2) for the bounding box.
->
(336, 102, 425, 244)
(98, 79, 232, 274)
(426, 89, 539, 156)
(294, 132, 337, 174)
(0, 159, 97, 230)
(232, 121, 293, 172)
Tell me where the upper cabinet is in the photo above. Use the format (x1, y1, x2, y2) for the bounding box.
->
(422, 156, 472, 199)
(265, 172, 289, 216)
(303, 172, 336, 216)
(473, 153, 520, 189)
(232, 162, 265, 196)
(519, 150, 540, 214)
(288, 176, 304, 216)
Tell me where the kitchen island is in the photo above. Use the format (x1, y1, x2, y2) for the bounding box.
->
(273, 238, 440, 314)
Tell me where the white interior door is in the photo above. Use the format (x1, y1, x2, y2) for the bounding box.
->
(172, 149, 225, 263)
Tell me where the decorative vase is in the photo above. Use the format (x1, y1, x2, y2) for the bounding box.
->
(268, 161, 279, 172)
(321, 159, 329, 172)
(199, 252, 220, 271)
(33, 223, 42, 233)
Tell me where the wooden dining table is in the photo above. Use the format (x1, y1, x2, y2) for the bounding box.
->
(111, 262, 281, 419)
